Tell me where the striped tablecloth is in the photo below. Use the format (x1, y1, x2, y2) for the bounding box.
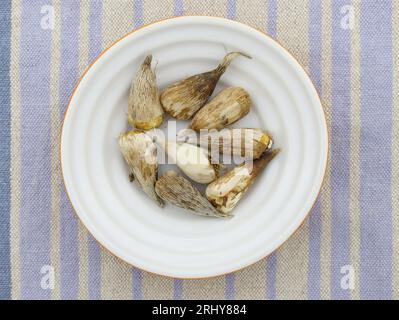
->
(0, 0, 397, 300)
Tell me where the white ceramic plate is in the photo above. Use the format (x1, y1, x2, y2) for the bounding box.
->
(61, 16, 328, 278)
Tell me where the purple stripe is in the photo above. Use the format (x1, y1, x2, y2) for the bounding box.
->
(87, 236, 101, 299)
(134, 0, 143, 29)
(308, 202, 322, 299)
(19, 0, 52, 299)
(224, 1, 236, 300)
(225, 274, 235, 299)
(330, 0, 352, 300)
(132, 0, 144, 299)
(307, 0, 323, 300)
(359, 1, 393, 299)
(265, 0, 278, 300)
(174, 0, 184, 16)
(227, 0, 236, 20)
(173, 279, 183, 300)
(59, 0, 81, 300)
(87, 0, 103, 300)
(267, 0, 277, 37)
(132, 268, 142, 299)
(172, 0, 184, 300)
(266, 253, 277, 300)
(0, 0, 12, 300)
(308, 0, 322, 91)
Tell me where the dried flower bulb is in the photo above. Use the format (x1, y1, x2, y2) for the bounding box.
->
(128, 55, 164, 130)
(160, 52, 251, 120)
(119, 131, 163, 206)
(206, 149, 280, 214)
(158, 139, 217, 184)
(190, 87, 251, 131)
(155, 171, 230, 217)
(180, 128, 273, 160)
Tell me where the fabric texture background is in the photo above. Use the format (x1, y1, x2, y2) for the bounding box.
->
(0, 0, 398, 300)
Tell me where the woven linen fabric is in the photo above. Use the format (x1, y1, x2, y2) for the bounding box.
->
(0, 0, 398, 300)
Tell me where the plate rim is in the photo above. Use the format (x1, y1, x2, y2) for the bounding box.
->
(60, 15, 329, 279)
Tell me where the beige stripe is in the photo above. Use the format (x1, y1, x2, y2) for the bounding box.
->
(100, 251, 133, 300)
(77, 226, 89, 300)
(182, 0, 227, 17)
(142, 273, 174, 299)
(102, 0, 135, 49)
(49, 0, 62, 300)
(319, 0, 333, 300)
(274, 0, 310, 300)
(183, 277, 226, 299)
(236, 0, 268, 31)
(349, 0, 361, 300)
(143, 0, 174, 24)
(100, 0, 135, 300)
(10, 0, 22, 300)
(392, 0, 399, 301)
(235, 260, 267, 299)
(76, 0, 91, 300)
(276, 0, 310, 72)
